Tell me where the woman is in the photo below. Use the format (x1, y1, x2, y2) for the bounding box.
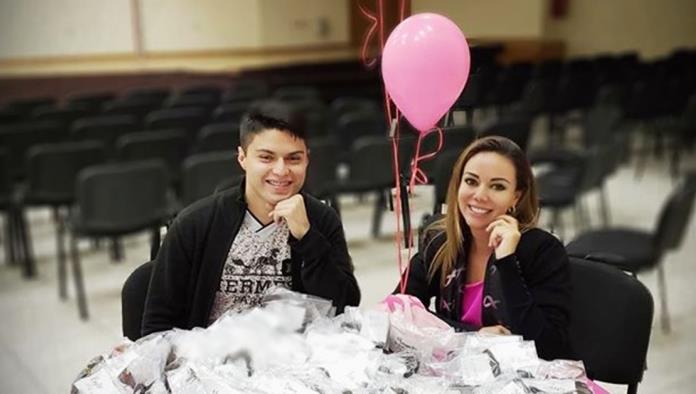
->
(400, 136, 572, 360)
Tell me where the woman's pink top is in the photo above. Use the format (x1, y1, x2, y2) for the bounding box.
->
(460, 280, 484, 328)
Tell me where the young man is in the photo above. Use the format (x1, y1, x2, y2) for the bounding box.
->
(142, 103, 360, 336)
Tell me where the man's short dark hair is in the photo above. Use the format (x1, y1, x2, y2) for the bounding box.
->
(239, 100, 306, 150)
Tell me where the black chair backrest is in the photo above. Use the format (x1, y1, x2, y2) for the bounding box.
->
(195, 122, 240, 154)
(568, 257, 653, 389)
(305, 138, 339, 198)
(116, 130, 189, 185)
(124, 87, 170, 103)
(75, 161, 169, 234)
(582, 104, 623, 148)
(32, 104, 94, 125)
(26, 141, 106, 204)
(479, 117, 532, 152)
(181, 151, 242, 206)
(418, 126, 475, 180)
(452, 72, 481, 110)
(0, 149, 10, 207)
(102, 97, 162, 120)
(273, 86, 320, 101)
(0, 120, 67, 181)
(432, 150, 462, 213)
(179, 84, 223, 100)
(145, 107, 209, 137)
(655, 172, 696, 252)
(5, 97, 56, 116)
(335, 110, 387, 154)
(165, 93, 219, 109)
(345, 135, 395, 191)
(222, 80, 269, 102)
(67, 92, 116, 111)
(121, 260, 154, 341)
(71, 114, 139, 156)
(330, 97, 379, 119)
(212, 102, 250, 123)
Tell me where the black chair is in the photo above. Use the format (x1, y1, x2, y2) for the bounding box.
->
(431, 149, 462, 214)
(32, 104, 94, 125)
(212, 102, 250, 123)
(19, 141, 106, 284)
(4, 97, 56, 116)
(181, 151, 242, 207)
(71, 114, 140, 158)
(123, 87, 170, 104)
(273, 86, 320, 101)
(336, 135, 410, 238)
(0, 120, 67, 181)
(304, 138, 340, 212)
(67, 92, 116, 111)
(165, 93, 219, 109)
(121, 260, 154, 341)
(179, 84, 223, 100)
(68, 161, 170, 319)
(334, 110, 387, 162)
(568, 257, 653, 394)
(116, 130, 189, 189)
(102, 97, 161, 123)
(567, 173, 696, 333)
(0, 108, 23, 125)
(418, 126, 475, 182)
(145, 107, 209, 140)
(195, 122, 239, 154)
(222, 80, 269, 102)
(479, 116, 532, 152)
(0, 148, 21, 267)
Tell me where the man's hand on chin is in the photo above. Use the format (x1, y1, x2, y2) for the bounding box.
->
(268, 194, 310, 240)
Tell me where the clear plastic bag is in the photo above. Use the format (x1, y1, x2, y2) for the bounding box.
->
(381, 294, 459, 361)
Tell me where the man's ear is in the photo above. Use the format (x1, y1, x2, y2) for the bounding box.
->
(237, 146, 246, 171)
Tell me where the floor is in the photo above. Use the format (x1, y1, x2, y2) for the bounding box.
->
(0, 130, 695, 393)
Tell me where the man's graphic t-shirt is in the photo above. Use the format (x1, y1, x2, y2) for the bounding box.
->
(208, 210, 292, 323)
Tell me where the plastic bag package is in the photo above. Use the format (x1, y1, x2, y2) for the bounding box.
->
(75, 287, 594, 393)
(260, 286, 335, 328)
(382, 294, 460, 361)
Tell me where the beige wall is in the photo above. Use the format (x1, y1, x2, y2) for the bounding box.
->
(412, 0, 547, 38)
(0, 0, 133, 58)
(0, 0, 349, 60)
(258, 0, 349, 47)
(544, 0, 696, 59)
(141, 0, 262, 52)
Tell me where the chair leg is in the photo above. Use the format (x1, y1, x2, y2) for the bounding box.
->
(550, 209, 563, 240)
(8, 209, 22, 265)
(16, 208, 36, 278)
(330, 195, 341, 218)
(150, 226, 161, 261)
(599, 185, 611, 227)
(371, 190, 386, 238)
(656, 261, 671, 334)
(110, 237, 123, 262)
(55, 208, 68, 300)
(3, 213, 15, 264)
(627, 382, 638, 394)
(69, 233, 89, 320)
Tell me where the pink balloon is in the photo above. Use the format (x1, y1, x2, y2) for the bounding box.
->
(382, 13, 470, 133)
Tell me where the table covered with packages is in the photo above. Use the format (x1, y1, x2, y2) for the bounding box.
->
(72, 289, 600, 393)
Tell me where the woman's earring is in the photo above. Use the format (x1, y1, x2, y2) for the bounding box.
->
(507, 205, 517, 215)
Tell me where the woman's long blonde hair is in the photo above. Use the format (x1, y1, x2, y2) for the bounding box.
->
(426, 136, 539, 286)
